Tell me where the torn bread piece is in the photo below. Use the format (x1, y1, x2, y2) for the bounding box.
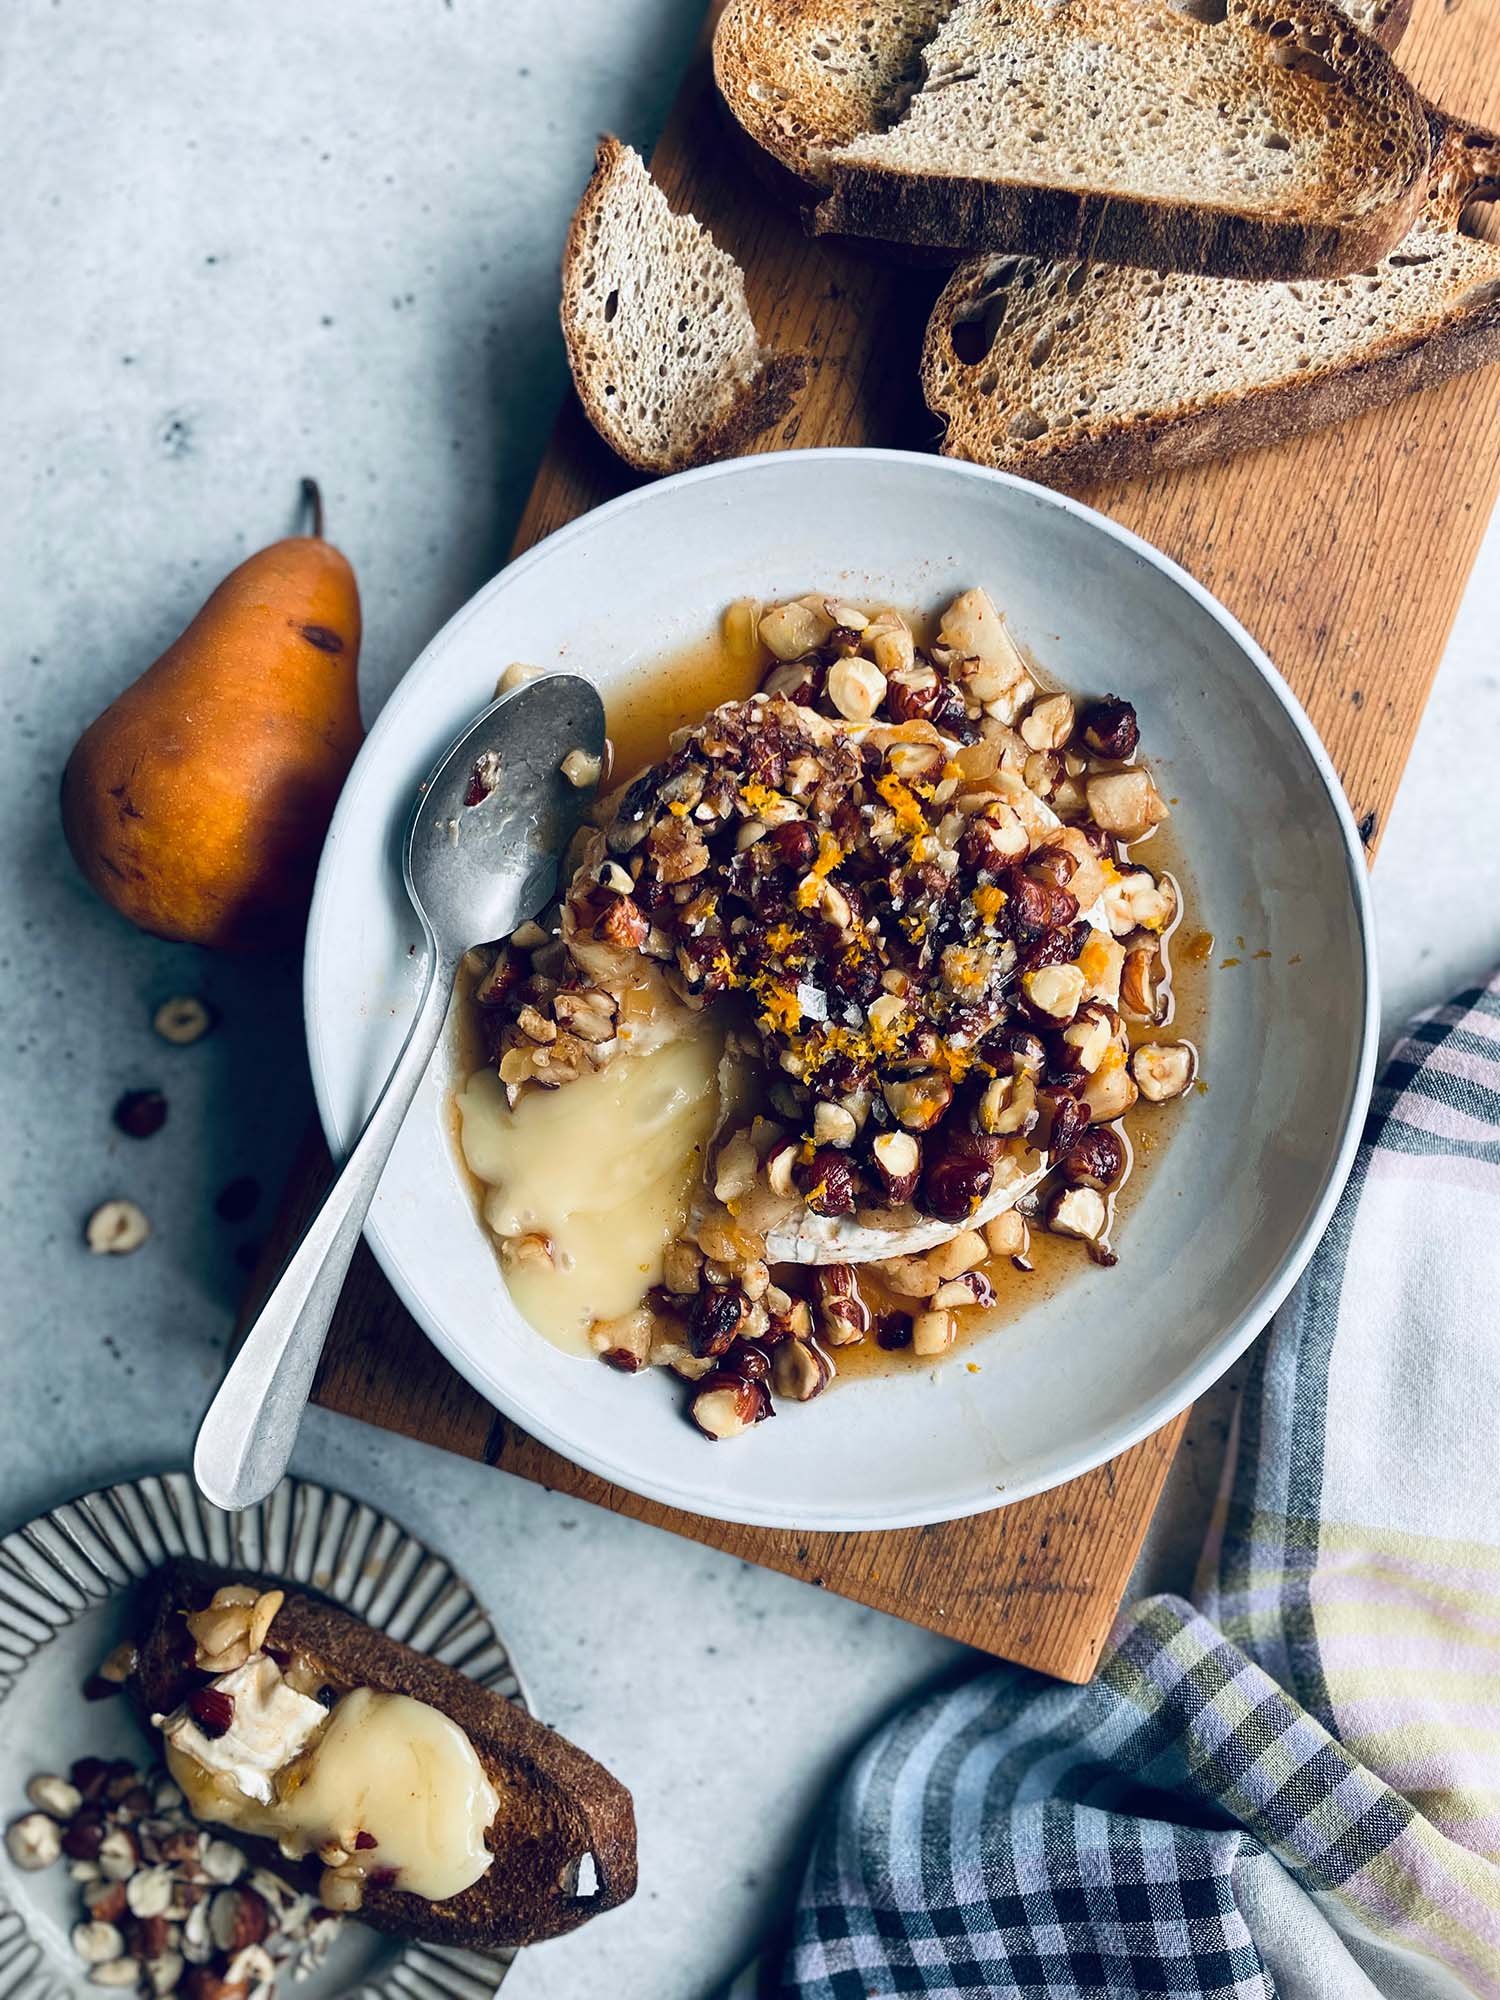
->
(561, 135, 808, 473)
(922, 112, 1500, 486)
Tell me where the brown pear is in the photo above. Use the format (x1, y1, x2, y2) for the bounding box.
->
(62, 482, 363, 951)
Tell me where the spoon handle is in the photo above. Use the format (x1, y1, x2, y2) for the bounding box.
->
(194, 944, 461, 1512)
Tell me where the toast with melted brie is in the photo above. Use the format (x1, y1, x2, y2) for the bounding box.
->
(128, 1560, 636, 1949)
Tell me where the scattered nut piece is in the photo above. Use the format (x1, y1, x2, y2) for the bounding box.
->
(772, 1339, 834, 1402)
(1103, 866, 1177, 938)
(27, 1774, 84, 1818)
(72, 1921, 125, 1966)
(758, 600, 826, 661)
(911, 1308, 956, 1357)
(497, 661, 542, 694)
(1047, 1185, 1108, 1243)
(811, 1101, 858, 1149)
(689, 1375, 769, 1440)
(1132, 1041, 1197, 1102)
(924, 1230, 988, 1282)
(826, 655, 887, 724)
(96, 1643, 138, 1687)
(871, 1128, 920, 1204)
(152, 997, 214, 1046)
(984, 1211, 1030, 1259)
(814, 1265, 870, 1347)
(6, 1811, 62, 1870)
(1119, 942, 1163, 1022)
(97, 1828, 139, 1881)
(1022, 963, 1086, 1022)
(247, 1589, 284, 1654)
(113, 1088, 168, 1140)
(559, 748, 603, 789)
(89, 1958, 143, 1988)
(930, 1272, 996, 1310)
(199, 1841, 246, 1888)
(85, 1201, 150, 1256)
(1020, 692, 1075, 752)
(1086, 768, 1169, 842)
(126, 1866, 175, 1919)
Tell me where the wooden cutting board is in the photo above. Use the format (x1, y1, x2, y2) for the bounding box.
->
(243, 0, 1500, 1684)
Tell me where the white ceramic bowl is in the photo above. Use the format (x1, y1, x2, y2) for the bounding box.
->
(305, 449, 1376, 1532)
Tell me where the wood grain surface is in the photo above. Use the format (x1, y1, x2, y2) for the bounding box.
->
(249, 0, 1500, 1683)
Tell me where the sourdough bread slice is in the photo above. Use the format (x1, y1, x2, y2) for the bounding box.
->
(561, 136, 807, 473)
(786, 0, 1430, 278)
(130, 1559, 637, 1950)
(921, 112, 1500, 485)
(714, 0, 1411, 193)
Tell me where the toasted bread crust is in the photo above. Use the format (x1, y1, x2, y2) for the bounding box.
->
(129, 1560, 636, 1950)
(920, 114, 1500, 486)
(815, 163, 1428, 281)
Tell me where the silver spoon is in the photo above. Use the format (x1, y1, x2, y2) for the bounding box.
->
(193, 672, 607, 1513)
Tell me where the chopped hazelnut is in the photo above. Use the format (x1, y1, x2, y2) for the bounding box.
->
(1079, 695, 1140, 761)
(815, 1265, 871, 1346)
(882, 1070, 954, 1133)
(72, 1921, 126, 1966)
(1020, 693, 1075, 752)
(559, 748, 602, 789)
(984, 1210, 1030, 1259)
(871, 1128, 921, 1204)
(6, 1811, 62, 1870)
(758, 600, 827, 661)
(1132, 1041, 1197, 1102)
(1022, 963, 1086, 1022)
(1086, 769, 1169, 842)
(1120, 941, 1163, 1022)
(1047, 1185, 1108, 1242)
(826, 655, 887, 723)
(1080, 1053, 1139, 1122)
(1103, 866, 1177, 938)
(152, 996, 214, 1045)
(497, 661, 542, 694)
(930, 1272, 996, 1310)
(27, 1773, 84, 1818)
(812, 1101, 858, 1149)
(85, 1201, 149, 1256)
(911, 1308, 956, 1356)
(772, 1339, 834, 1402)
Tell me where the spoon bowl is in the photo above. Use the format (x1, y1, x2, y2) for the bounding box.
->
(407, 673, 608, 955)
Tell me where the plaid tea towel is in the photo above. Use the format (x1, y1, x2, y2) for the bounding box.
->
(743, 975, 1500, 1999)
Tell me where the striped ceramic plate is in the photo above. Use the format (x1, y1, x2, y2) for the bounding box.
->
(0, 1473, 528, 2000)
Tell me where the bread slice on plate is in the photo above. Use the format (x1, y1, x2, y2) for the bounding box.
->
(717, 0, 1431, 279)
(129, 1559, 636, 1949)
(921, 112, 1500, 486)
(714, 0, 1412, 194)
(561, 135, 807, 473)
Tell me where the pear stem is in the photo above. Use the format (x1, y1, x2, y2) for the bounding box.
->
(300, 477, 325, 541)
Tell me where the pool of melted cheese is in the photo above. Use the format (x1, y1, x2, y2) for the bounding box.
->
(457, 1027, 724, 1353)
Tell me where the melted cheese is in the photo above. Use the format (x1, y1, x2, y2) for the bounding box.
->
(168, 1685, 498, 1903)
(458, 1029, 723, 1352)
